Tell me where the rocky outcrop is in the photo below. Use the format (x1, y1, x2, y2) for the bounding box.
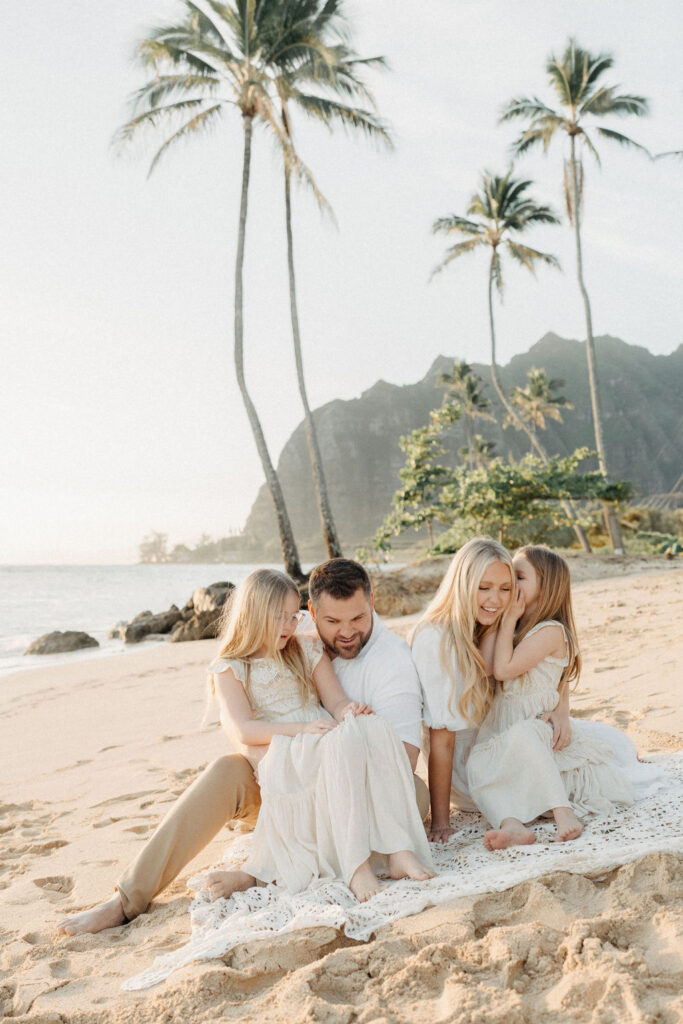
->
(25, 631, 99, 655)
(110, 606, 184, 644)
(112, 582, 235, 645)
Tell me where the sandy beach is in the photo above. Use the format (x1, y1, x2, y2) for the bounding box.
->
(1, 558, 682, 1023)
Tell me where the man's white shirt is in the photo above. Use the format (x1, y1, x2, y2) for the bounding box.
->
(299, 612, 422, 749)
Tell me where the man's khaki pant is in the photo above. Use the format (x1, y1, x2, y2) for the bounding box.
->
(116, 753, 430, 920)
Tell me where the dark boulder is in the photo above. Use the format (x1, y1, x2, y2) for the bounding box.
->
(117, 605, 183, 644)
(25, 631, 99, 655)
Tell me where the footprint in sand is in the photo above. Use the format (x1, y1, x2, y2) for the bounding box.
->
(124, 824, 151, 835)
(93, 790, 158, 808)
(32, 876, 74, 895)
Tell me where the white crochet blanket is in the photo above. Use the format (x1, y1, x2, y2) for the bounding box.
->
(124, 752, 683, 991)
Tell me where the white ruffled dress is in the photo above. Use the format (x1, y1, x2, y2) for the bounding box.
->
(210, 634, 432, 893)
(466, 621, 652, 829)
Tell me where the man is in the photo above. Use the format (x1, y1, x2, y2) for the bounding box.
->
(59, 559, 427, 935)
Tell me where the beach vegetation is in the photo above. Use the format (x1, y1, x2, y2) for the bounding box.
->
(501, 39, 650, 553)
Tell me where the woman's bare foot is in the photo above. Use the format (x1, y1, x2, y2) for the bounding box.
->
(387, 850, 435, 881)
(483, 817, 536, 851)
(206, 869, 256, 900)
(553, 806, 583, 842)
(57, 894, 126, 935)
(349, 860, 386, 902)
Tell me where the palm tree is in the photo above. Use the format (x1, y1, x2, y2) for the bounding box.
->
(116, 0, 338, 581)
(274, 28, 391, 558)
(508, 367, 573, 447)
(438, 361, 495, 468)
(458, 433, 496, 470)
(432, 169, 591, 552)
(500, 39, 650, 553)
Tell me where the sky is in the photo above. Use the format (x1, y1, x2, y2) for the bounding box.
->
(2, 0, 682, 564)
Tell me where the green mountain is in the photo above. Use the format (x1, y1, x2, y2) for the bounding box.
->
(243, 334, 683, 556)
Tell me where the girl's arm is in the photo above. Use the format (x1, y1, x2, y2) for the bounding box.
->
(478, 628, 498, 676)
(214, 669, 336, 746)
(313, 653, 372, 723)
(493, 589, 566, 681)
(427, 728, 456, 843)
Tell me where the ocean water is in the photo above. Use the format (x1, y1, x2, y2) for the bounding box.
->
(0, 563, 293, 678)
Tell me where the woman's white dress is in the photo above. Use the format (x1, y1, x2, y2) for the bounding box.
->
(466, 621, 662, 829)
(210, 634, 432, 893)
(411, 622, 479, 811)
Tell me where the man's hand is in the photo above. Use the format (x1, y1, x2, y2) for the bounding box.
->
(428, 822, 455, 844)
(543, 709, 572, 751)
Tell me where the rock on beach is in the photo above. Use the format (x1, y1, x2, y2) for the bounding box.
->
(24, 630, 99, 655)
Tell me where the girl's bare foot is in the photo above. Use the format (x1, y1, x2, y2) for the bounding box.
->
(553, 806, 583, 842)
(206, 869, 256, 900)
(349, 860, 386, 902)
(387, 850, 435, 881)
(483, 817, 536, 850)
(57, 894, 126, 935)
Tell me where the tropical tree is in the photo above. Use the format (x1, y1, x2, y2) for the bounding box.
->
(437, 361, 495, 468)
(500, 39, 650, 552)
(458, 433, 496, 469)
(116, 0, 345, 581)
(508, 366, 573, 446)
(274, 27, 391, 558)
(431, 170, 592, 552)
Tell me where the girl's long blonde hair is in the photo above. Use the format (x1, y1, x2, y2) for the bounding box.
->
(412, 537, 514, 726)
(209, 568, 314, 706)
(514, 545, 581, 694)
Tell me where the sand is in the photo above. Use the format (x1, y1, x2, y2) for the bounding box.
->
(1, 558, 682, 1023)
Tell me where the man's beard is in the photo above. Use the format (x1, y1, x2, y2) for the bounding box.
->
(323, 624, 372, 660)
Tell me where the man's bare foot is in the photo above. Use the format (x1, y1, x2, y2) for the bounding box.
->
(387, 850, 435, 881)
(206, 869, 256, 900)
(553, 806, 583, 842)
(57, 894, 126, 935)
(483, 817, 536, 851)
(349, 860, 386, 902)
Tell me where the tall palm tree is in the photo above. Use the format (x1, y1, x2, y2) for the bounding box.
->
(508, 366, 573, 447)
(500, 39, 650, 553)
(432, 170, 591, 552)
(458, 433, 496, 470)
(115, 0, 337, 581)
(438, 360, 495, 468)
(274, 30, 391, 558)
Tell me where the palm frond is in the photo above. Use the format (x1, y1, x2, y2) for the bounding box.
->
(113, 97, 213, 149)
(595, 126, 651, 157)
(432, 215, 484, 238)
(288, 91, 391, 144)
(147, 103, 224, 176)
(506, 240, 560, 273)
(430, 238, 484, 279)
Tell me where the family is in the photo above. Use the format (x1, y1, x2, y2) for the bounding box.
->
(59, 537, 656, 937)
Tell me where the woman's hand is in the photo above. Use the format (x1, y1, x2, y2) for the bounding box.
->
(428, 822, 455, 844)
(334, 700, 373, 722)
(543, 709, 572, 751)
(301, 718, 338, 735)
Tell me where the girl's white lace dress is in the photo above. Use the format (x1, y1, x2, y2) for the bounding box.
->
(466, 620, 663, 828)
(210, 634, 432, 893)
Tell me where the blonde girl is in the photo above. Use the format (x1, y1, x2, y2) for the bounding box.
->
(208, 568, 434, 902)
(467, 545, 637, 848)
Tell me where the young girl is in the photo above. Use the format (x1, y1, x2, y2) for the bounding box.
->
(207, 568, 434, 902)
(467, 545, 637, 848)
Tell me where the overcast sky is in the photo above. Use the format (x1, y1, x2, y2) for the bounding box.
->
(2, 0, 681, 564)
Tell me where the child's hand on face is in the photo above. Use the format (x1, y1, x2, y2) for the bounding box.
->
(505, 584, 525, 623)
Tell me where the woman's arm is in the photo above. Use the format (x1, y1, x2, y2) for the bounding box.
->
(543, 685, 572, 751)
(313, 653, 372, 723)
(214, 669, 337, 746)
(427, 728, 456, 843)
(478, 628, 498, 676)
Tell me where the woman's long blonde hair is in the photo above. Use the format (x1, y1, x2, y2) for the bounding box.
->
(412, 537, 514, 726)
(514, 545, 581, 694)
(209, 568, 314, 706)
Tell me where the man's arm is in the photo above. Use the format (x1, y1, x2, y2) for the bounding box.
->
(362, 639, 423, 766)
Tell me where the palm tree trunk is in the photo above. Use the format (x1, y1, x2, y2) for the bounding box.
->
(284, 165, 343, 559)
(569, 136, 624, 554)
(487, 253, 592, 553)
(234, 116, 305, 581)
